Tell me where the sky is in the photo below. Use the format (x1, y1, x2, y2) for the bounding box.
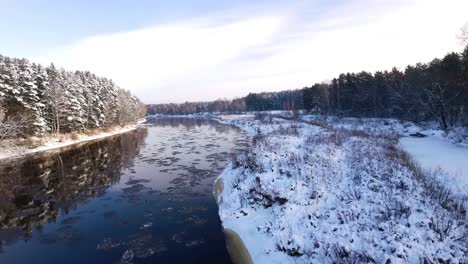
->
(1, 0, 468, 104)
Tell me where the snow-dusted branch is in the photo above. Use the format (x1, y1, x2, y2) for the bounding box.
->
(458, 22, 468, 45)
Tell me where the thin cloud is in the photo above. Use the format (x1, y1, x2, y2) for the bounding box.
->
(36, 0, 468, 103)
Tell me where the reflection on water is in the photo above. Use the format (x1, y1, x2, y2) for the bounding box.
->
(0, 129, 147, 241)
(0, 118, 250, 264)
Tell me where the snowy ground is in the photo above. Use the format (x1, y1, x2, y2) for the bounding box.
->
(0, 119, 146, 161)
(211, 114, 467, 264)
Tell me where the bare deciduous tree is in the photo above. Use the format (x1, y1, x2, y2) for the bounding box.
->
(0, 98, 33, 139)
(46, 76, 66, 134)
(418, 83, 462, 129)
(458, 22, 468, 45)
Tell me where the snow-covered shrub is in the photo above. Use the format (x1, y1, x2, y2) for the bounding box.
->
(329, 244, 375, 264)
(275, 125, 301, 136)
(429, 214, 455, 242)
(343, 187, 362, 202)
(254, 112, 268, 122)
(447, 126, 468, 145)
(381, 198, 412, 221)
(231, 151, 263, 173)
(217, 116, 468, 263)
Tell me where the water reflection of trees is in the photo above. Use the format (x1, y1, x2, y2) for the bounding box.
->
(147, 117, 239, 134)
(0, 128, 147, 241)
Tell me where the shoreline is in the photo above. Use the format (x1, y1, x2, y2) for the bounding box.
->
(214, 176, 254, 264)
(0, 119, 146, 162)
(210, 114, 257, 264)
(223, 228, 254, 264)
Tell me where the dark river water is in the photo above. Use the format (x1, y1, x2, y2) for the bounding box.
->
(0, 118, 250, 264)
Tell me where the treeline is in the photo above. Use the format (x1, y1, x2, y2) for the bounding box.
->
(146, 90, 302, 115)
(303, 47, 468, 128)
(0, 54, 146, 138)
(147, 98, 246, 115)
(244, 90, 303, 111)
(147, 46, 468, 129)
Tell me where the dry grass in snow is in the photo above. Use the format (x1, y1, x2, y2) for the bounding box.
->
(215, 114, 467, 264)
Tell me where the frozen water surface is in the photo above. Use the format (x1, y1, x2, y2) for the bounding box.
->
(400, 135, 468, 190)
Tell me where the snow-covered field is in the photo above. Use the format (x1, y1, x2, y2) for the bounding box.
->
(212, 114, 467, 264)
(0, 119, 146, 161)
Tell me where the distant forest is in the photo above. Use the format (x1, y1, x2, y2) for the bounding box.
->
(0, 55, 146, 138)
(147, 45, 468, 129)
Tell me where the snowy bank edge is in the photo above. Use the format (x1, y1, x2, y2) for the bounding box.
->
(214, 170, 254, 264)
(211, 115, 257, 264)
(0, 119, 147, 162)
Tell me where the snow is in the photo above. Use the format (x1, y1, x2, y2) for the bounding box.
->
(0, 119, 146, 161)
(400, 136, 468, 191)
(209, 113, 467, 264)
(1, 55, 146, 137)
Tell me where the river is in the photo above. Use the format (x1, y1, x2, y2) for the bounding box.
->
(0, 118, 250, 264)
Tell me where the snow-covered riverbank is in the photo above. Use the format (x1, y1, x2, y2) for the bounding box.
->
(0, 119, 146, 161)
(211, 114, 467, 264)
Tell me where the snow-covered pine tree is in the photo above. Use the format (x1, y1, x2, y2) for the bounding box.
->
(59, 70, 86, 132)
(82, 72, 104, 128)
(116, 89, 132, 126)
(0, 56, 19, 115)
(99, 77, 118, 127)
(32, 63, 51, 133)
(71, 71, 88, 131)
(45, 64, 66, 134)
(15, 59, 48, 135)
(0, 56, 10, 103)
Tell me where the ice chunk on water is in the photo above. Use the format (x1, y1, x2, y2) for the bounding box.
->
(185, 239, 205, 247)
(140, 222, 153, 229)
(97, 238, 121, 250)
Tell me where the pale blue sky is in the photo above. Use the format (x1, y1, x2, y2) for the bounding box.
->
(1, 0, 467, 103)
(1, 0, 297, 57)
